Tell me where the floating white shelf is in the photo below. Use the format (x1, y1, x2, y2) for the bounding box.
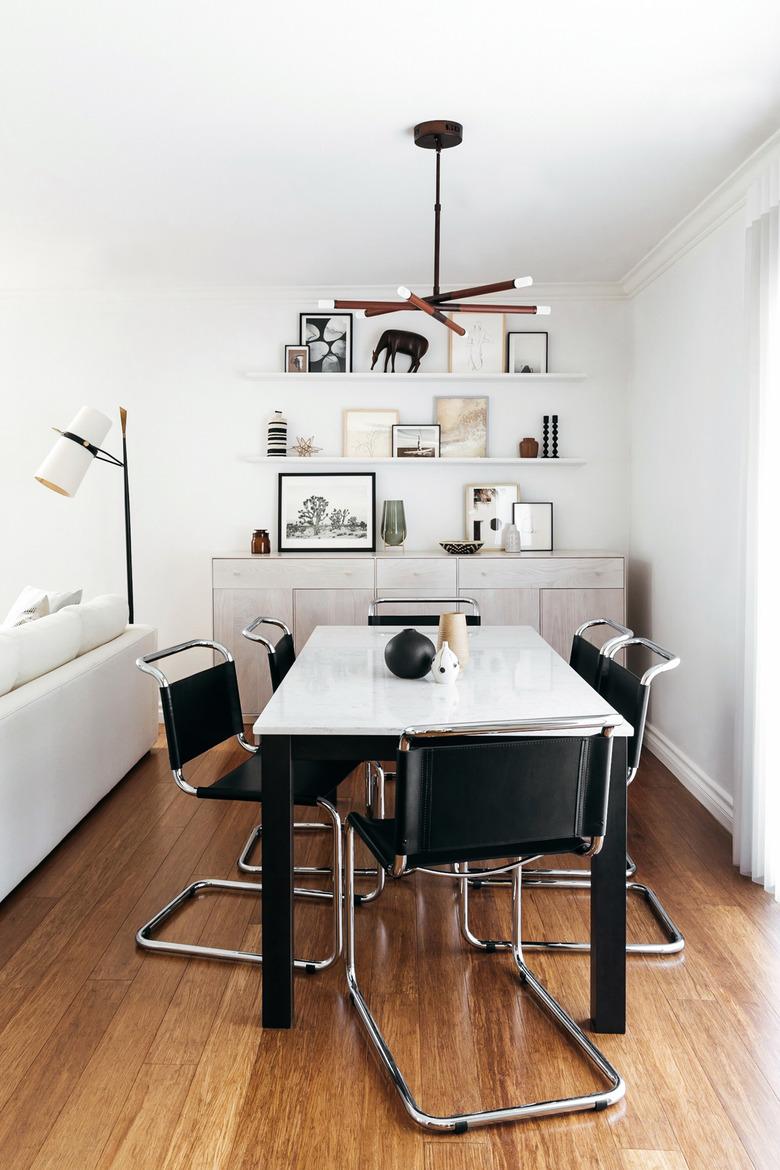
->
(240, 456, 586, 466)
(239, 370, 587, 383)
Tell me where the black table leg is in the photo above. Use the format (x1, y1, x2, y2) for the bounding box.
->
(261, 734, 294, 1027)
(590, 735, 627, 1033)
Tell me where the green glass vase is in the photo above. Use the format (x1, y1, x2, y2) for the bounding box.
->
(381, 500, 407, 549)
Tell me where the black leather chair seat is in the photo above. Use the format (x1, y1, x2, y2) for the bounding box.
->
(347, 812, 591, 870)
(197, 753, 359, 805)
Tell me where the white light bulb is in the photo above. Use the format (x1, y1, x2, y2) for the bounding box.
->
(536, 305, 552, 315)
(513, 276, 534, 288)
(397, 286, 412, 300)
(317, 299, 335, 310)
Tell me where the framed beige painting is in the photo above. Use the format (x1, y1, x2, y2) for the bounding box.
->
(448, 312, 504, 373)
(435, 396, 489, 458)
(342, 409, 399, 458)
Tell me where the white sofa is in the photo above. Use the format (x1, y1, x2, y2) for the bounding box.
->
(0, 596, 157, 901)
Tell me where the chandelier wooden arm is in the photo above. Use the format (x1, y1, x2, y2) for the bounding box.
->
(397, 287, 466, 336)
(360, 302, 549, 318)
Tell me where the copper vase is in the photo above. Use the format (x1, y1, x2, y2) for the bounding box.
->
(519, 437, 539, 458)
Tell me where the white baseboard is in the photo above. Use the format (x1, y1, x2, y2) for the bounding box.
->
(645, 722, 734, 832)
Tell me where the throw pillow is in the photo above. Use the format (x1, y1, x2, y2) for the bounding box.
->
(2, 586, 50, 628)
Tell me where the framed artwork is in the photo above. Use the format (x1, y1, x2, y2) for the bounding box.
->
(299, 312, 353, 373)
(284, 344, 310, 373)
(507, 331, 548, 374)
(343, 409, 399, 457)
(448, 312, 503, 373)
(513, 501, 554, 551)
(278, 472, 376, 552)
(435, 395, 489, 458)
(392, 423, 440, 458)
(464, 483, 519, 546)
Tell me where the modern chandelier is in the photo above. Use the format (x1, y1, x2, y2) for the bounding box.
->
(318, 120, 550, 337)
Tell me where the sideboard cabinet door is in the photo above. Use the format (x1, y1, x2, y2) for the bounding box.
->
(460, 587, 541, 630)
(293, 589, 375, 649)
(540, 588, 625, 660)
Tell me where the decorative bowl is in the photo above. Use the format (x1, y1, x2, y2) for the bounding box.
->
(439, 540, 483, 556)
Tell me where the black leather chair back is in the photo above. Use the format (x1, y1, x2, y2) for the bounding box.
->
(393, 732, 613, 867)
(267, 632, 296, 691)
(368, 597, 481, 627)
(160, 660, 244, 770)
(598, 659, 649, 776)
(569, 634, 606, 690)
(368, 613, 481, 627)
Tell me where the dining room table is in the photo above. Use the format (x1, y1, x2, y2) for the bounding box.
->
(252, 623, 631, 1033)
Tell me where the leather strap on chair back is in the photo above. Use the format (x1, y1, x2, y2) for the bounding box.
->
(367, 614, 480, 627)
(267, 632, 296, 691)
(599, 658, 649, 775)
(394, 733, 613, 866)
(160, 660, 244, 770)
(569, 634, 606, 690)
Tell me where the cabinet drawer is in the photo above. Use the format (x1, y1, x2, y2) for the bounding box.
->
(458, 556, 624, 590)
(213, 558, 374, 590)
(376, 557, 457, 593)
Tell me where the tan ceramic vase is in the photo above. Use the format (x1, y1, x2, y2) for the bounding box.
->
(437, 612, 469, 668)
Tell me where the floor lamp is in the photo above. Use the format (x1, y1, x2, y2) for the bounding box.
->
(34, 406, 134, 623)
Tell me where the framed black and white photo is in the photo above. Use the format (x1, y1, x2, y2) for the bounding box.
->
(464, 483, 518, 546)
(299, 312, 353, 373)
(392, 423, 440, 458)
(513, 501, 553, 551)
(284, 344, 310, 373)
(278, 472, 376, 552)
(506, 331, 548, 374)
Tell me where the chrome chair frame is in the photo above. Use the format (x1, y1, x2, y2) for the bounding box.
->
(345, 717, 625, 1133)
(135, 639, 342, 971)
(367, 596, 481, 625)
(239, 616, 384, 904)
(462, 636, 684, 956)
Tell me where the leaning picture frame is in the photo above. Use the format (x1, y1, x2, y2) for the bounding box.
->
(513, 501, 554, 551)
(299, 312, 353, 373)
(278, 472, 376, 553)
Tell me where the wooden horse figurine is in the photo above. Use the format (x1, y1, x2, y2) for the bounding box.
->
(371, 329, 429, 373)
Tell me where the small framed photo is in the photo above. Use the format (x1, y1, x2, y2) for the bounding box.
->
(513, 502, 554, 551)
(278, 472, 376, 552)
(392, 423, 440, 459)
(284, 344, 310, 373)
(299, 312, 353, 373)
(464, 483, 519, 546)
(506, 331, 548, 374)
(435, 395, 489, 458)
(448, 312, 504, 374)
(343, 409, 399, 458)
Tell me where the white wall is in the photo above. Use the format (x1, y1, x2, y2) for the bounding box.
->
(629, 211, 746, 822)
(0, 288, 630, 657)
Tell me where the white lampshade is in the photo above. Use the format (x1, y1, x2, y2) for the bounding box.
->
(34, 406, 112, 497)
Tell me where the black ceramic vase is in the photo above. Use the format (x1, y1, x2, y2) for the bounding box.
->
(384, 628, 435, 680)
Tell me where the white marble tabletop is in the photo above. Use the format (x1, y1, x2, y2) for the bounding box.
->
(253, 625, 631, 738)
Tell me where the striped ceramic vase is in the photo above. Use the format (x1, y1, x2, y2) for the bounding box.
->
(267, 410, 287, 457)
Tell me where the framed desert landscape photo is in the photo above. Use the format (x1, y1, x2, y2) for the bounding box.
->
(435, 396, 489, 458)
(278, 472, 376, 552)
(392, 423, 440, 458)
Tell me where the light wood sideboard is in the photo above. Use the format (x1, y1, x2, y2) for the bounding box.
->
(213, 550, 626, 717)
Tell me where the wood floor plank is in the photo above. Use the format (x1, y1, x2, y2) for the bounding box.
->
(1, 737, 777, 1170)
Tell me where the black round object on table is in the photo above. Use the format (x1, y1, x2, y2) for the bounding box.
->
(384, 628, 436, 680)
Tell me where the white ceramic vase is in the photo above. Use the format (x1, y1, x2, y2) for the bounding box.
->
(431, 640, 460, 685)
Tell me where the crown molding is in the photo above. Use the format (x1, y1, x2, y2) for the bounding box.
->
(0, 280, 626, 303)
(621, 127, 780, 298)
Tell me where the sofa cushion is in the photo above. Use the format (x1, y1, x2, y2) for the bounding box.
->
(2, 586, 50, 628)
(49, 586, 83, 612)
(61, 594, 128, 656)
(12, 609, 83, 687)
(0, 632, 21, 697)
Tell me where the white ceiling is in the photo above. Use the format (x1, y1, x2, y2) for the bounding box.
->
(1, 0, 779, 290)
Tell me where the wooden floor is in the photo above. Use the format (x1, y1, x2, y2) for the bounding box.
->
(1, 735, 780, 1170)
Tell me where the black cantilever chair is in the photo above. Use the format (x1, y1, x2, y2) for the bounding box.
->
(461, 636, 684, 957)
(367, 595, 481, 627)
(344, 716, 625, 1133)
(569, 617, 633, 689)
(239, 616, 383, 903)
(135, 638, 349, 971)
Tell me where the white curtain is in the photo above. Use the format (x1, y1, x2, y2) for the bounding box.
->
(735, 153, 780, 897)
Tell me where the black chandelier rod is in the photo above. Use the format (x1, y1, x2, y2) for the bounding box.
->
(433, 139, 442, 297)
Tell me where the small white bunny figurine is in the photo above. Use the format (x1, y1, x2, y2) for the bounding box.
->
(432, 640, 460, 685)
